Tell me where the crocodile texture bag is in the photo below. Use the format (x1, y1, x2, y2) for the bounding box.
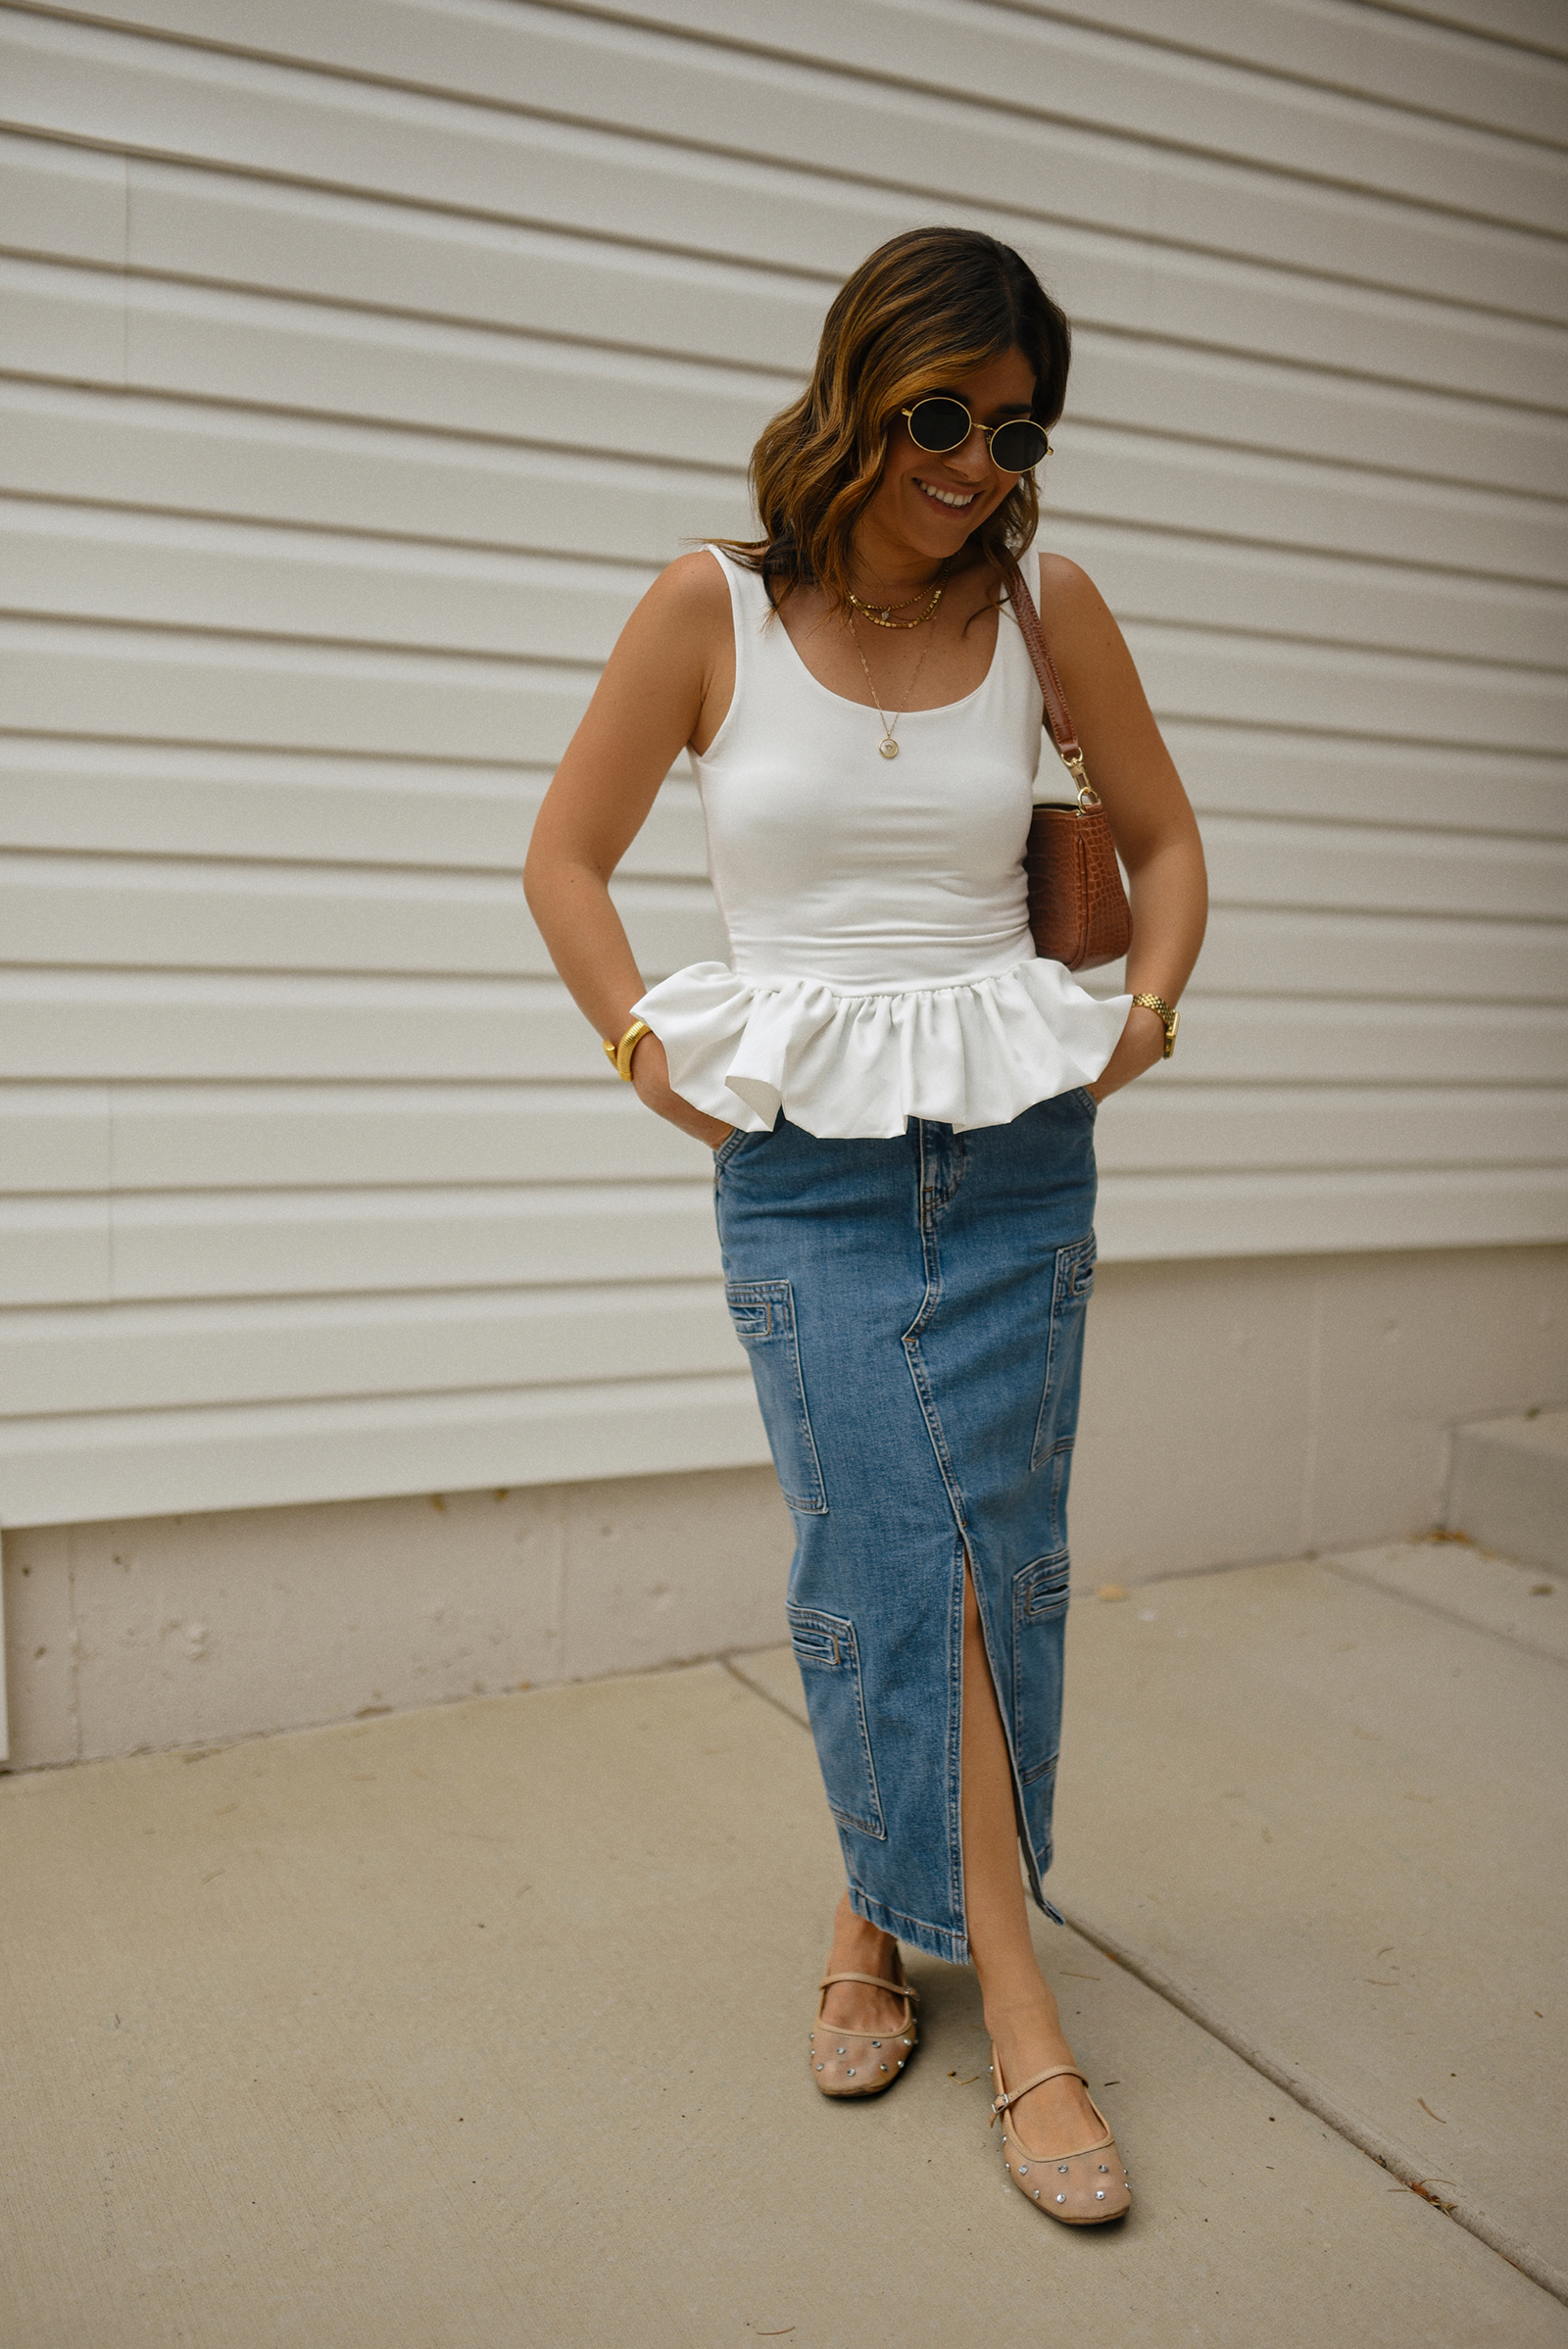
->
(1006, 563, 1132, 972)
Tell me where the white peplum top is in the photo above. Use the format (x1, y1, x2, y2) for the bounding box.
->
(634, 546, 1131, 1138)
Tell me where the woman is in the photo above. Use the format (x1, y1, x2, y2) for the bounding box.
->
(525, 227, 1206, 2224)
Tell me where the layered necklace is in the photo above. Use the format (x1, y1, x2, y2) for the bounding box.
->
(846, 577, 945, 629)
(845, 563, 946, 759)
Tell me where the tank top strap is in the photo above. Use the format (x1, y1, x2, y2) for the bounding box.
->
(703, 544, 775, 664)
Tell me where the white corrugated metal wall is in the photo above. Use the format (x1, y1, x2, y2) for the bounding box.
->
(1, 0, 1565, 1528)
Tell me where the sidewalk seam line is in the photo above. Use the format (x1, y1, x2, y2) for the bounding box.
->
(1319, 1555, 1568, 1671)
(721, 1655, 1568, 2309)
(720, 1652, 810, 1730)
(1045, 1908, 1568, 2310)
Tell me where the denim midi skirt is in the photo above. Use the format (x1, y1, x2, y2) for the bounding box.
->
(713, 1090, 1098, 1965)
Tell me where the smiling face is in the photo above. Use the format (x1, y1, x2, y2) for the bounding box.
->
(856, 345, 1039, 581)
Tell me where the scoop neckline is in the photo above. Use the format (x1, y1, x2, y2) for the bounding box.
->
(773, 589, 1004, 722)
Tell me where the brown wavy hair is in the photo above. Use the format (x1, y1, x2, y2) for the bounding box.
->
(716, 226, 1070, 611)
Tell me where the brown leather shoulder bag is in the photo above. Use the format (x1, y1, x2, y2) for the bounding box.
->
(1005, 562, 1132, 972)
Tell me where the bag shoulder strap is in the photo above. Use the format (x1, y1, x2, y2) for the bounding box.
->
(1005, 561, 1096, 803)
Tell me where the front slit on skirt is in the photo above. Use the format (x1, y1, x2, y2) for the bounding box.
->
(714, 1092, 1099, 1965)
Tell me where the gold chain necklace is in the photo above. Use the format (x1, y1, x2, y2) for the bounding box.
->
(848, 612, 935, 759)
(846, 580, 945, 629)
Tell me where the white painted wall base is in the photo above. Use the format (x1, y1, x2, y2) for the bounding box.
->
(2, 1466, 793, 1772)
(1070, 1242, 1568, 1581)
(5, 1244, 1563, 1770)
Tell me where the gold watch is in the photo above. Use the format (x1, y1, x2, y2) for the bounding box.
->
(1130, 993, 1179, 1059)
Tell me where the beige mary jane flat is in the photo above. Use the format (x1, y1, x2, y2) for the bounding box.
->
(808, 1968, 918, 2097)
(991, 2049, 1132, 2224)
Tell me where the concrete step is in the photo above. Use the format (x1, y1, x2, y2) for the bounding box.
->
(1447, 1405, 1568, 1573)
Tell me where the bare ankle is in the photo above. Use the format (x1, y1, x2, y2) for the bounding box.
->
(829, 1896, 897, 1970)
(975, 1960, 1049, 2007)
(978, 1981, 1070, 2056)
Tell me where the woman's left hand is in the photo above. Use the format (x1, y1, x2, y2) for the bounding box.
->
(1086, 1000, 1168, 1102)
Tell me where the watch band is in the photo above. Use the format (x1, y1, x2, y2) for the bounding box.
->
(1130, 993, 1179, 1059)
(602, 1017, 653, 1081)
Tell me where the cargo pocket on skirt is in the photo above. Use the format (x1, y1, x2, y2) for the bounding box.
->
(725, 1278, 827, 1515)
(788, 1604, 885, 1839)
(1010, 1549, 1070, 1860)
(1030, 1233, 1097, 1472)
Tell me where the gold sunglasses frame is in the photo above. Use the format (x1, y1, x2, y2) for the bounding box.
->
(900, 398, 1053, 473)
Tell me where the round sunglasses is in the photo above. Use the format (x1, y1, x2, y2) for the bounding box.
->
(902, 396, 1052, 474)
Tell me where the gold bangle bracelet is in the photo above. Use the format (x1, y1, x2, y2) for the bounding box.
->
(602, 1017, 652, 1081)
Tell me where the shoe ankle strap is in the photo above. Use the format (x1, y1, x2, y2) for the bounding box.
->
(990, 2061, 1085, 2121)
(816, 1971, 918, 2002)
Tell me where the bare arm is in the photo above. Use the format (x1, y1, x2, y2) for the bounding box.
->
(523, 551, 736, 1148)
(1037, 555, 1208, 1099)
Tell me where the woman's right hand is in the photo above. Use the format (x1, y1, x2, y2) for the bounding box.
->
(630, 1032, 737, 1151)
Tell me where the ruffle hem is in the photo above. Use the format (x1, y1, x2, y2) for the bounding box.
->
(635, 957, 1131, 1139)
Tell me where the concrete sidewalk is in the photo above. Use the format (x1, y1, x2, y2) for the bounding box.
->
(3, 1539, 1564, 2347)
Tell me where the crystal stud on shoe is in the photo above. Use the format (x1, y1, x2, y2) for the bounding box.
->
(808, 1969, 919, 2099)
(988, 2045, 1131, 2225)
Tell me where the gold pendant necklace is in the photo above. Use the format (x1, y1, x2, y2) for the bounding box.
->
(847, 580, 945, 629)
(848, 612, 935, 759)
